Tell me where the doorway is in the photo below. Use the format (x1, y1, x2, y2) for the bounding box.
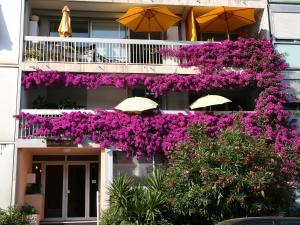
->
(41, 160, 99, 221)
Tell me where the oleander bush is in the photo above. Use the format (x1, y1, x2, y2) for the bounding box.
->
(164, 123, 299, 225)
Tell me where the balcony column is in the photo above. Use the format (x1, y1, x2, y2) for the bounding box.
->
(99, 148, 113, 214)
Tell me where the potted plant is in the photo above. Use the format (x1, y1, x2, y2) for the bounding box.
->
(25, 48, 41, 62)
(20, 205, 39, 225)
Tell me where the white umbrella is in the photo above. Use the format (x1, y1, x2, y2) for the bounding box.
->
(115, 97, 158, 112)
(190, 95, 231, 109)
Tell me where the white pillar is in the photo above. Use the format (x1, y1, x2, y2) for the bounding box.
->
(100, 148, 113, 213)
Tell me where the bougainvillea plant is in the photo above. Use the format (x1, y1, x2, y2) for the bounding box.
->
(17, 38, 300, 176)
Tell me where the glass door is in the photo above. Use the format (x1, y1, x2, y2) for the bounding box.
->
(89, 163, 99, 217)
(43, 161, 99, 221)
(44, 164, 64, 219)
(91, 21, 128, 63)
(67, 164, 86, 218)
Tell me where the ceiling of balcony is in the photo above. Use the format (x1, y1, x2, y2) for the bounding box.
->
(29, 0, 185, 14)
(29, 0, 221, 18)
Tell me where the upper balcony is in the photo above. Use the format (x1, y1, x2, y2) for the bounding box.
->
(23, 36, 197, 74)
(22, 1, 269, 74)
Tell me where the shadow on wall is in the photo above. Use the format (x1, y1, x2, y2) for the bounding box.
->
(0, 4, 13, 50)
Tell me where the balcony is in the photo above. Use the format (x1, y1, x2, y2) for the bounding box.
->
(18, 109, 240, 142)
(22, 36, 198, 74)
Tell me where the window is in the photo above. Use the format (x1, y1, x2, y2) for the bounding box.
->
(280, 221, 300, 225)
(130, 31, 162, 40)
(275, 43, 300, 68)
(240, 221, 275, 225)
(113, 151, 166, 181)
(130, 87, 162, 108)
(91, 21, 127, 39)
(50, 20, 89, 37)
(188, 89, 257, 111)
(272, 13, 300, 40)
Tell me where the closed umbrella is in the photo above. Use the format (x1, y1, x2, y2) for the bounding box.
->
(116, 7, 181, 39)
(196, 6, 255, 40)
(58, 6, 72, 37)
(190, 95, 231, 109)
(115, 97, 158, 112)
(186, 7, 198, 41)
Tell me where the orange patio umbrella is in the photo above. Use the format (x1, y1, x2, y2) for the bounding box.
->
(58, 6, 72, 37)
(116, 7, 181, 39)
(196, 6, 255, 40)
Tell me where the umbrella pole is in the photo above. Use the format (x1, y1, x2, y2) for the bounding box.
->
(148, 32, 151, 40)
(225, 12, 230, 40)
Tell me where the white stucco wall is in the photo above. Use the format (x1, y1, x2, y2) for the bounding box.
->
(0, 68, 19, 142)
(0, 0, 23, 209)
(0, 144, 15, 209)
(0, 0, 23, 65)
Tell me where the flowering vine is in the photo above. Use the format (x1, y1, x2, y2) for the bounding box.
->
(18, 38, 300, 174)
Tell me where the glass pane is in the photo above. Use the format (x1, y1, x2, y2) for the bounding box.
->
(33, 155, 65, 161)
(44, 165, 63, 218)
(242, 222, 274, 225)
(89, 163, 99, 217)
(67, 155, 99, 161)
(67, 165, 86, 217)
(91, 21, 126, 39)
(50, 20, 89, 37)
(113, 152, 154, 181)
(276, 43, 300, 68)
(281, 222, 300, 225)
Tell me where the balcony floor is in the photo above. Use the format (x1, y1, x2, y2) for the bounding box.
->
(21, 62, 197, 74)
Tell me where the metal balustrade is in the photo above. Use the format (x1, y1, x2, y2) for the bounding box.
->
(23, 36, 198, 65)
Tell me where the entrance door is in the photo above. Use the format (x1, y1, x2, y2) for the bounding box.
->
(44, 165, 64, 219)
(67, 164, 86, 218)
(43, 162, 99, 221)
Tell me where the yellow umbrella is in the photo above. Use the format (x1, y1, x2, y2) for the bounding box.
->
(58, 6, 72, 37)
(196, 6, 255, 40)
(116, 7, 181, 39)
(115, 97, 158, 113)
(186, 7, 198, 41)
(190, 95, 231, 109)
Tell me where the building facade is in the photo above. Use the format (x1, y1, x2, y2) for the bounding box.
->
(1, 0, 294, 224)
(268, 0, 300, 117)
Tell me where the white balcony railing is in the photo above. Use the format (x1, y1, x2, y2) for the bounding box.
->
(18, 109, 240, 139)
(23, 36, 198, 66)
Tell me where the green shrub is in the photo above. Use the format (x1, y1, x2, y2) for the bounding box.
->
(0, 206, 30, 225)
(165, 123, 297, 225)
(101, 170, 173, 225)
(20, 205, 37, 215)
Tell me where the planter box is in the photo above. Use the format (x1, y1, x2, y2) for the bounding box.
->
(24, 194, 44, 219)
(26, 214, 40, 225)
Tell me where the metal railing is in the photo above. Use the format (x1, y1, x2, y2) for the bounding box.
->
(23, 36, 199, 65)
(18, 109, 244, 139)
